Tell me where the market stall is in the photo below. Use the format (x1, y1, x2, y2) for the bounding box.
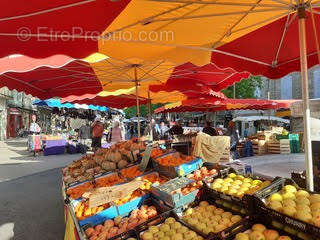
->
(61, 138, 320, 240)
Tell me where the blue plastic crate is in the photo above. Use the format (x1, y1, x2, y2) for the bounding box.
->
(71, 199, 118, 227)
(153, 152, 203, 178)
(151, 177, 198, 208)
(117, 194, 150, 216)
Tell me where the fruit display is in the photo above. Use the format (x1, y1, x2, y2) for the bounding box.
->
(234, 223, 295, 240)
(75, 201, 110, 220)
(66, 173, 125, 200)
(182, 201, 242, 235)
(141, 148, 167, 159)
(120, 165, 143, 179)
(176, 167, 218, 195)
(84, 204, 158, 240)
(114, 174, 167, 205)
(62, 155, 102, 184)
(140, 216, 204, 240)
(62, 139, 146, 185)
(156, 152, 195, 167)
(266, 184, 320, 227)
(210, 173, 271, 198)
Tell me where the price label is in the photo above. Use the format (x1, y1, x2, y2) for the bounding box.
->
(139, 145, 153, 172)
(87, 180, 143, 208)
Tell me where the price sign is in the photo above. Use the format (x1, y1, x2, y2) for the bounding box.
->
(139, 145, 153, 172)
(88, 180, 144, 208)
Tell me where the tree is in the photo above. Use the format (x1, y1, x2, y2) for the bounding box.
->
(123, 103, 164, 119)
(222, 75, 263, 99)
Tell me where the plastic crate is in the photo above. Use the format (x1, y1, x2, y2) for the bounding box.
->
(177, 194, 249, 239)
(203, 169, 274, 213)
(153, 152, 203, 178)
(71, 199, 118, 227)
(151, 177, 198, 208)
(81, 198, 172, 240)
(213, 215, 303, 240)
(136, 210, 206, 239)
(253, 178, 320, 238)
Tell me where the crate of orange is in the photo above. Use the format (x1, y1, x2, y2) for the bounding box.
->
(66, 172, 125, 200)
(153, 151, 203, 179)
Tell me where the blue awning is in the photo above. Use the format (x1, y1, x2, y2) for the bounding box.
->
(33, 99, 108, 112)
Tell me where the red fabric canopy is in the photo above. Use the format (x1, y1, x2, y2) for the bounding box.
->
(61, 94, 148, 109)
(0, 60, 101, 99)
(154, 98, 295, 114)
(211, 9, 320, 79)
(0, 0, 130, 58)
(150, 62, 250, 92)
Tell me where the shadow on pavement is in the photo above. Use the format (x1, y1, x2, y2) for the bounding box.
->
(0, 168, 65, 240)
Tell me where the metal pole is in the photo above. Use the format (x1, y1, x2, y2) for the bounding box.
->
(148, 90, 153, 141)
(298, 4, 314, 191)
(134, 67, 141, 139)
(233, 83, 236, 99)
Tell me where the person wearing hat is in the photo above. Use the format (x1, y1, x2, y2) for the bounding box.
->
(91, 116, 104, 152)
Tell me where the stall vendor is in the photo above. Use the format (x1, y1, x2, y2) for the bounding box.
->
(169, 120, 183, 135)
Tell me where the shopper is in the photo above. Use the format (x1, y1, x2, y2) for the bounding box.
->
(144, 119, 159, 140)
(159, 121, 169, 140)
(79, 121, 91, 147)
(227, 121, 239, 159)
(29, 114, 41, 134)
(91, 116, 104, 151)
(169, 120, 184, 135)
(202, 121, 217, 136)
(109, 121, 123, 143)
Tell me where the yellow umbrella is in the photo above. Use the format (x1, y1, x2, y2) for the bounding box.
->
(97, 0, 315, 191)
(99, 0, 290, 65)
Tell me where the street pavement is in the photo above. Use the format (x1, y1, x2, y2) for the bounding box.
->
(0, 138, 305, 240)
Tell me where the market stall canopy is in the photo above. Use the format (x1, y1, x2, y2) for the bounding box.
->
(232, 116, 290, 124)
(61, 92, 149, 109)
(154, 98, 294, 114)
(211, 6, 320, 79)
(33, 98, 108, 111)
(0, 54, 108, 99)
(97, 0, 292, 67)
(0, 52, 244, 101)
(149, 62, 250, 93)
(0, 0, 130, 58)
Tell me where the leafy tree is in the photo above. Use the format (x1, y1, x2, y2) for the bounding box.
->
(124, 103, 164, 119)
(222, 75, 263, 99)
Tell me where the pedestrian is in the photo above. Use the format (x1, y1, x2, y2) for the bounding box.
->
(78, 121, 91, 147)
(29, 114, 41, 134)
(108, 121, 123, 143)
(91, 116, 104, 152)
(227, 121, 240, 159)
(144, 119, 160, 140)
(202, 121, 217, 136)
(159, 121, 169, 140)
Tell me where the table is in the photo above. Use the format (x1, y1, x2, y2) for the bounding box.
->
(43, 139, 66, 156)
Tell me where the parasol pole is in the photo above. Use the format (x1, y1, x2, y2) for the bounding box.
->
(134, 66, 141, 139)
(148, 89, 153, 141)
(298, 3, 314, 191)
